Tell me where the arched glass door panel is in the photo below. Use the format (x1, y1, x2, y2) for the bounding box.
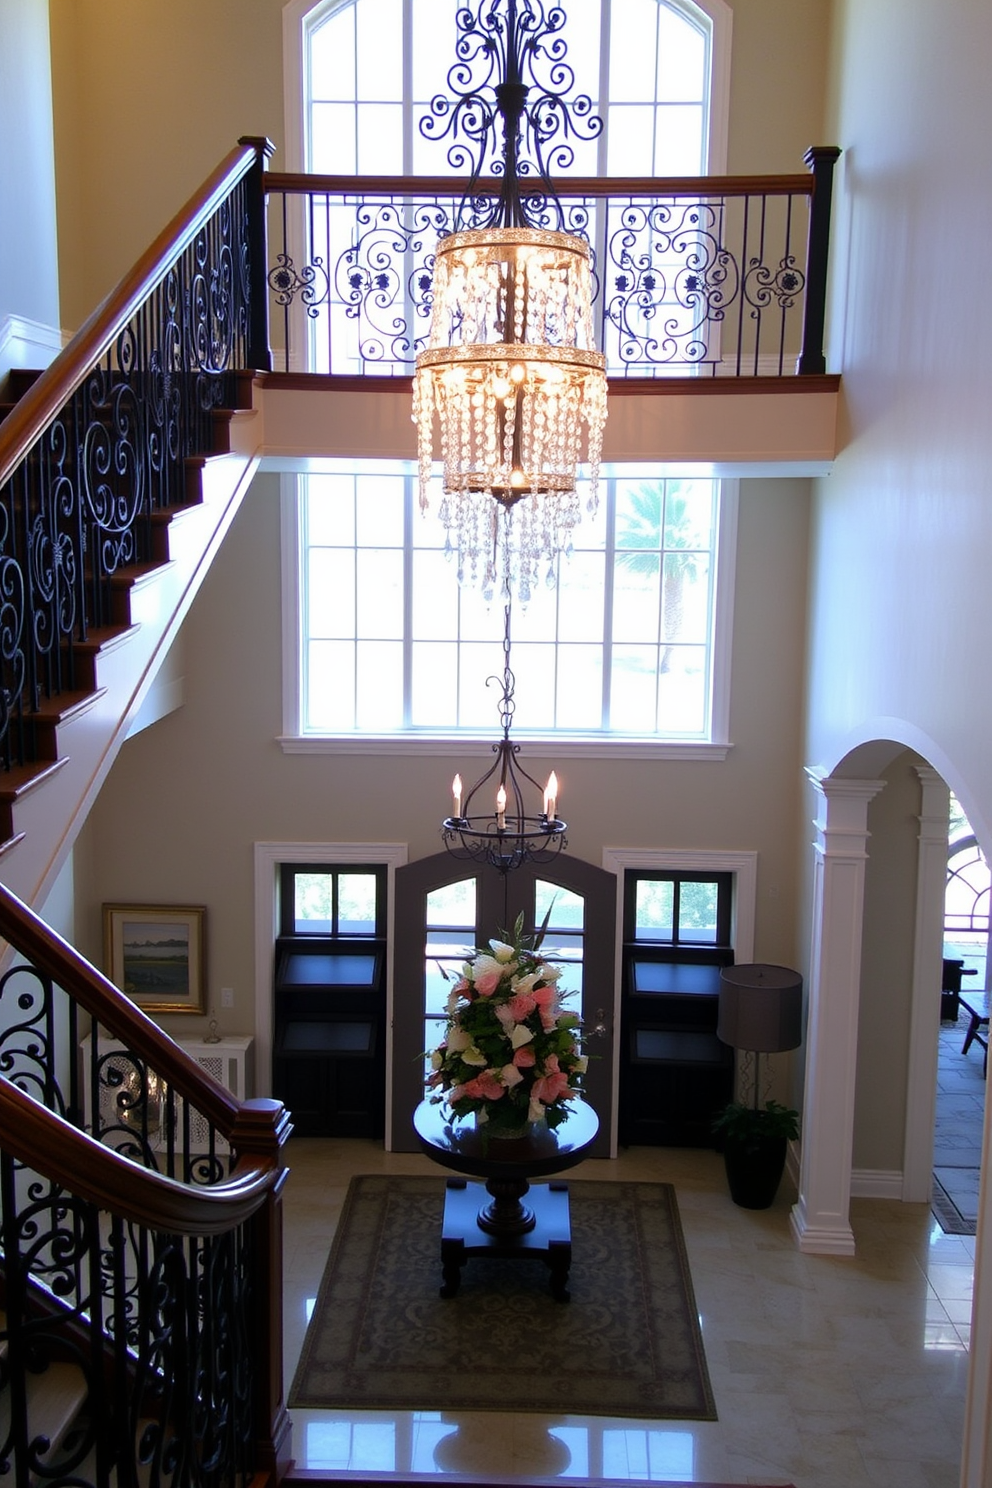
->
(392, 852, 615, 1153)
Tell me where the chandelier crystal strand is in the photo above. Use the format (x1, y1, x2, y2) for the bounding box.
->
(413, 0, 607, 601)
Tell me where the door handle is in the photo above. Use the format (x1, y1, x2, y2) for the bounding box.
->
(587, 1007, 610, 1039)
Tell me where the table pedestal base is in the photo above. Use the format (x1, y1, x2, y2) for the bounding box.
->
(440, 1177, 571, 1301)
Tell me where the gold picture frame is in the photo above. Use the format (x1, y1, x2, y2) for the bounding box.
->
(103, 904, 206, 1014)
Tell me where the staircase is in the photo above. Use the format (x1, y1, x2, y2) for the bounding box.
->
(0, 139, 271, 913)
(0, 877, 291, 1488)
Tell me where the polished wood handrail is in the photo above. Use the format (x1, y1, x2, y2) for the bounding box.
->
(0, 137, 272, 492)
(258, 370, 841, 396)
(265, 168, 814, 200)
(0, 880, 241, 1136)
(0, 1076, 280, 1236)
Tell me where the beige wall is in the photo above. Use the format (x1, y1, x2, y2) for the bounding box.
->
(853, 751, 924, 1173)
(72, 471, 810, 1046)
(48, 0, 832, 332)
(49, 0, 287, 330)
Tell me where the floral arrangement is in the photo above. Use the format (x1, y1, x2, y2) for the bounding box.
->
(425, 912, 587, 1136)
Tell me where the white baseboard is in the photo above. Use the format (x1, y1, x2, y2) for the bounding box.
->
(850, 1167, 905, 1199)
(0, 314, 65, 382)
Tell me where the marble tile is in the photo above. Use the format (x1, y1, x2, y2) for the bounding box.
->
(279, 1135, 970, 1485)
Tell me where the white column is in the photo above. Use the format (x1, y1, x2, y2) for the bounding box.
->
(902, 766, 949, 1200)
(791, 772, 884, 1255)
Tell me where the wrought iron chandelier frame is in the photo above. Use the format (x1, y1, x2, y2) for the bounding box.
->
(442, 601, 567, 875)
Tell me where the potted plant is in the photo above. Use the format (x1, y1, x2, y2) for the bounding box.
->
(712, 1098, 799, 1209)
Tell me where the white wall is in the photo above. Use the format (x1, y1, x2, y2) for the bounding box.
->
(0, 0, 60, 376)
(807, 0, 992, 853)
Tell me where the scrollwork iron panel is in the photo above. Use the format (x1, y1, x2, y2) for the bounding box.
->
(0, 943, 256, 1487)
(0, 175, 252, 771)
(265, 184, 812, 380)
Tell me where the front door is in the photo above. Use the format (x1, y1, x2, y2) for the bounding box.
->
(391, 850, 616, 1155)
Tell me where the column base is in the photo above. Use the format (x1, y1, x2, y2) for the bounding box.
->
(790, 1199, 856, 1255)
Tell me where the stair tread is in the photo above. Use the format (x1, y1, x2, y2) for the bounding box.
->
(0, 756, 69, 802)
(0, 1354, 86, 1462)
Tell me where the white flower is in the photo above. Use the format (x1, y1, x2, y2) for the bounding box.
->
(538, 963, 562, 981)
(461, 1044, 487, 1067)
(494, 1003, 516, 1034)
(528, 1096, 545, 1122)
(510, 1024, 534, 1049)
(445, 988, 463, 1014)
(446, 1026, 472, 1053)
(574, 1055, 589, 1074)
(501, 1063, 524, 1088)
(490, 940, 516, 963)
(430, 1049, 445, 1070)
(510, 971, 541, 996)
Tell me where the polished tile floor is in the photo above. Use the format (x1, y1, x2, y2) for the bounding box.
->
(281, 1136, 974, 1488)
(933, 1015, 986, 1229)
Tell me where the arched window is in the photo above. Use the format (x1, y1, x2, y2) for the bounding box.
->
(279, 0, 737, 748)
(284, 0, 731, 176)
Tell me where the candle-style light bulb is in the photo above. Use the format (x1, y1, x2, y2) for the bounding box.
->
(452, 773, 463, 819)
(496, 784, 507, 830)
(544, 770, 559, 822)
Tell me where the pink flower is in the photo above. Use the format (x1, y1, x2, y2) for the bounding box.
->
(533, 984, 560, 1030)
(462, 1070, 506, 1101)
(508, 992, 537, 1021)
(512, 1045, 536, 1068)
(532, 1068, 572, 1104)
(473, 966, 503, 996)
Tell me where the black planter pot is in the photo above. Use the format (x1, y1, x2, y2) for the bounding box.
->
(722, 1134, 788, 1209)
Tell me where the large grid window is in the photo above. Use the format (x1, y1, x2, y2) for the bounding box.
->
(304, 0, 724, 177)
(297, 463, 727, 740)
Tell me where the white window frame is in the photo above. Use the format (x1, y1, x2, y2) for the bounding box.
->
(279, 469, 737, 758)
(282, 0, 732, 176)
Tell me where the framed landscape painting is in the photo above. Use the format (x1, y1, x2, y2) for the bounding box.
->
(103, 905, 206, 1014)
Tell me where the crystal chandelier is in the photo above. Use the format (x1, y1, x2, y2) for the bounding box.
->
(443, 602, 566, 874)
(413, 0, 608, 602)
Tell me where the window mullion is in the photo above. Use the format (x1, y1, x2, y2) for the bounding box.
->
(403, 469, 414, 728)
(601, 477, 616, 731)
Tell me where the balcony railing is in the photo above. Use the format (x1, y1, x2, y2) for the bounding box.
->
(263, 147, 839, 381)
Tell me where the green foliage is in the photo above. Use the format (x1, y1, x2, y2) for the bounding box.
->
(712, 1099, 800, 1152)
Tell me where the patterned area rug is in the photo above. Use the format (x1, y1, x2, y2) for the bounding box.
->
(289, 1174, 716, 1420)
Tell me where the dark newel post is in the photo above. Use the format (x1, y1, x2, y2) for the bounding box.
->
(797, 145, 841, 376)
(238, 136, 276, 373)
(230, 1097, 294, 1480)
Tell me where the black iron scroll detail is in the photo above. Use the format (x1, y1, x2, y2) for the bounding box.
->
(419, 0, 603, 229)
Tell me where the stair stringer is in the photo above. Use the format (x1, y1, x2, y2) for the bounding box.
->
(0, 413, 263, 912)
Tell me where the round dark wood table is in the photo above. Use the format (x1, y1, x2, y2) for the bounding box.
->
(413, 1098, 599, 1301)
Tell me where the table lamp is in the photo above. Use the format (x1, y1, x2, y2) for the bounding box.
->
(717, 963, 803, 1109)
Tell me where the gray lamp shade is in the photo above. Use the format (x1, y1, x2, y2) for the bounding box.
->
(717, 963, 803, 1053)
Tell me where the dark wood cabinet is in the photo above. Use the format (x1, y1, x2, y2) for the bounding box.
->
(272, 937, 386, 1137)
(619, 953, 733, 1147)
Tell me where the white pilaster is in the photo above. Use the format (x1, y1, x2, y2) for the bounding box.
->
(902, 766, 949, 1201)
(791, 772, 884, 1255)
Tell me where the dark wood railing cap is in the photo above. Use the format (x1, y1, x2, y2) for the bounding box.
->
(0, 137, 269, 491)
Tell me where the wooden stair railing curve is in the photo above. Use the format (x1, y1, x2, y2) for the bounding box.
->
(0, 1075, 281, 1235)
(0, 878, 293, 1486)
(0, 137, 272, 492)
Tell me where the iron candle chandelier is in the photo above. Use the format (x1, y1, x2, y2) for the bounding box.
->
(413, 0, 608, 603)
(443, 602, 566, 875)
